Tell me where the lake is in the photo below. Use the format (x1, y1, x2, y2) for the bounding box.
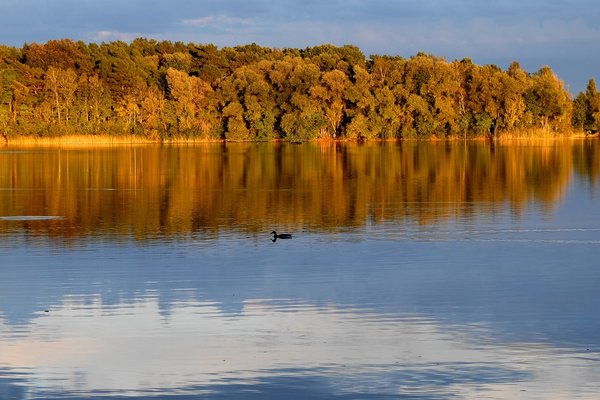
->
(1, 140, 599, 399)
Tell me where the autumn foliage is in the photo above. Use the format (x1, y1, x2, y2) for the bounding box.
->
(0, 39, 594, 140)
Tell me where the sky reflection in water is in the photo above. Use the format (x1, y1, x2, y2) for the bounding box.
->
(1, 142, 600, 399)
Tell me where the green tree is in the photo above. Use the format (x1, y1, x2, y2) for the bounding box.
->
(160, 52, 192, 72)
(275, 58, 325, 139)
(572, 92, 587, 130)
(524, 66, 572, 131)
(468, 65, 503, 136)
(583, 79, 600, 131)
(218, 62, 278, 140)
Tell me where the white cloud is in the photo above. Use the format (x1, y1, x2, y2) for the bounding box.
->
(181, 16, 216, 26)
(181, 14, 256, 27)
(89, 30, 149, 43)
(1, 297, 599, 397)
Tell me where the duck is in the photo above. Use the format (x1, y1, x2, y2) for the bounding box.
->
(271, 230, 292, 242)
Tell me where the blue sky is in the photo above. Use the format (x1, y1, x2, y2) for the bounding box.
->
(1, 0, 599, 94)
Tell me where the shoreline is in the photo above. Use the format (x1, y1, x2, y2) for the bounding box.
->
(1, 131, 595, 147)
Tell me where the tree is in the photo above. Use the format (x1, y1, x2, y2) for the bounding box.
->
(86, 75, 108, 127)
(407, 93, 435, 138)
(311, 69, 349, 137)
(22, 39, 86, 70)
(222, 101, 249, 140)
(141, 87, 168, 139)
(218, 62, 278, 140)
(584, 79, 600, 131)
(345, 65, 378, 139)
(468, 65, 503, 136)
(44, 66, 78, 124)
(422, 60, 461, 136)
(500, 71, 527, 131)
(524, 66, 572, 131)
(166, 68, 216, 137)
(160, 52, 192, 72)
(275, 58, 326, 139)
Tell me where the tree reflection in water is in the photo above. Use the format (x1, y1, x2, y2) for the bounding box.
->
(1, 140, 597, 240)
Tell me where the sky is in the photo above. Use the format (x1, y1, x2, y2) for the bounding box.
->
(1, 0, 599, 94)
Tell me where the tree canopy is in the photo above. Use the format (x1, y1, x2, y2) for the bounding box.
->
(0, 38, 590, 140)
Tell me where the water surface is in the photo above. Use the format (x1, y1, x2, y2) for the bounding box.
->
(1, 141, 599, 399)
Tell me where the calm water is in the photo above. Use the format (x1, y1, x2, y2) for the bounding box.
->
(1, 141, 599, 399)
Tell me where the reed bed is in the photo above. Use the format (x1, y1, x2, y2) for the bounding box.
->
(1, 130, 593, 147)
(493, 128, 580, 140)
(4, 134, 156, 147)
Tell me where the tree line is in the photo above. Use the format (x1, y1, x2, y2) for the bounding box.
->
(0, 38, 598, 140)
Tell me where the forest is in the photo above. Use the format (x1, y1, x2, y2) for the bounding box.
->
(0, 38, 599, 141)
